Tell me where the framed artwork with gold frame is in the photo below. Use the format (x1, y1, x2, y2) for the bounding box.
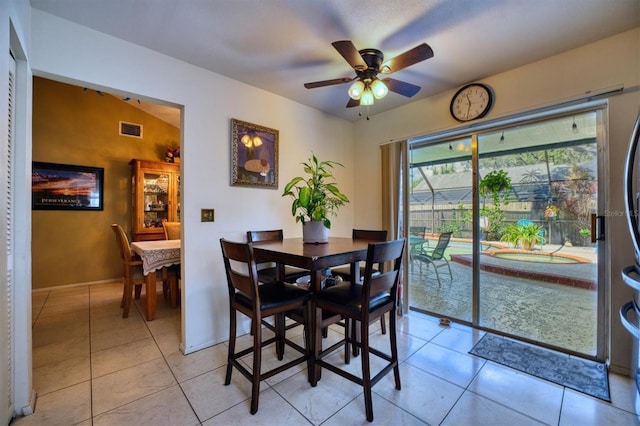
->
(230, 118, 279, 189)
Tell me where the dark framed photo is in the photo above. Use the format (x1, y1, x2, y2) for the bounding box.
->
(32, 162, 104, 210)
(230, 118, 278, 189)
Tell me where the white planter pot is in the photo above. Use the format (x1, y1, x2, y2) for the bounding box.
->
(303, 221, 329, 244)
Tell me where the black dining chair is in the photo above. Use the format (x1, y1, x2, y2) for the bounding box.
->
(246, 229, 309, 283)
(331, 229, 389, 336)
(312, 238, 406, 422)
(246, 229, 311, 356)
(220, 238, 312, 414)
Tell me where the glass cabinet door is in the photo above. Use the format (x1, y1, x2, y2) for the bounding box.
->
(143, 172, 170, 228)
(176, 174, 181, 222)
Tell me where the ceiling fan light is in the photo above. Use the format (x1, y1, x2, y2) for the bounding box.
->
(361, 89, 374, 106)
(371, 79, 388, 99)
(348, 81, 365, 100)
(241, 134, 252, 146)
(252, 135, 263, 147)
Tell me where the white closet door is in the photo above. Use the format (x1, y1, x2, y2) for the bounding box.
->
(1, 50, 17, 424)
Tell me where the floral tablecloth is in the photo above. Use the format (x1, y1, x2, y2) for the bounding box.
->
(131, 240, 181, 276)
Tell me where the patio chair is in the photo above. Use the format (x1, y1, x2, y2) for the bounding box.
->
(409, 226, 428, 271)
(517, 218, 533, 226)
(412, 231, 452, 287)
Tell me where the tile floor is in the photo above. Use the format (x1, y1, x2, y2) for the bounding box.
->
(12, 281, 640, 425)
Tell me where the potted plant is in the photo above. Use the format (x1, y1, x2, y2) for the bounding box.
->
(282, 154, 349, 243)
(500, 222, 546, 250)
(479, 170, 512, 240)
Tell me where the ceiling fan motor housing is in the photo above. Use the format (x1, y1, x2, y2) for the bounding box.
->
(357, 48, 384, 81)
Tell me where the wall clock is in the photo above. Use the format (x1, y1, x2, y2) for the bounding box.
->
(450, 83, 493, 122)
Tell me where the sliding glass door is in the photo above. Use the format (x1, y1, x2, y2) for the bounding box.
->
(408, 137, 473, 322)
(408, 109, 604, 358)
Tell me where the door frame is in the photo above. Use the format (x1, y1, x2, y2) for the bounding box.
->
(404, 100, 609, 362)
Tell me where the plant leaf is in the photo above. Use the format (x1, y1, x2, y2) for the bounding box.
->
(298, 187, 310, 208)
(283, 177, 304, 195)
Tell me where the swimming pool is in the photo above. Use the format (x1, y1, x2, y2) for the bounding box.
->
(488, 250, 590, 264)
(419, 238, 504, 257)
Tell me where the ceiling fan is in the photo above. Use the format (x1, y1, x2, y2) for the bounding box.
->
(304, 40, 434, 108)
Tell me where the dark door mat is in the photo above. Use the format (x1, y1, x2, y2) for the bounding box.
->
(470, 333, 610, 401)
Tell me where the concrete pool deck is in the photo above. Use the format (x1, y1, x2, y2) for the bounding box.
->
(408, 242, 599, 354)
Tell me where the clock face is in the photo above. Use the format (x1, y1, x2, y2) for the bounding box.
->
(450, 83, 493, 122)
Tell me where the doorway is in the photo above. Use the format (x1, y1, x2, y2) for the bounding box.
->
(407, 108, 605, 359)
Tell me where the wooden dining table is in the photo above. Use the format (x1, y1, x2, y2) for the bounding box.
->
(252, 237, 371, 381)
(130, 239, 181, 320)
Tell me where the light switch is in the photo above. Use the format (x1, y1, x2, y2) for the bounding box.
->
(201, 208, 215, 222)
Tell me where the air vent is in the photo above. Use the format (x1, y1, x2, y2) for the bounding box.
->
(119, 121, 143, 138)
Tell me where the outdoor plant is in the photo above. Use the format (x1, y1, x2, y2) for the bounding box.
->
(439, 202, 470, 237)
(282, 153, 349, 229)
(579, 228, 592, 245)
(544, 205, 559, 218)
(479, 169, 512, 240)
(500, 222, 546, 250)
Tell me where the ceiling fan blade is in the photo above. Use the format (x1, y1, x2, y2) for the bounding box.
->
(383, 78, 421, 97)
(346, 98, 360, 108)
(381, 43, 434, 74)
(332, 40, 368, 71)
(304, 77, 354, 89)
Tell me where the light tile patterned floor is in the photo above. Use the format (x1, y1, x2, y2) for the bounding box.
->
(12, 281, 640, 425)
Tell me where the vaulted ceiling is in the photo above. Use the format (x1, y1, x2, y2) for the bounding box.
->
(31, 0, 639, 122)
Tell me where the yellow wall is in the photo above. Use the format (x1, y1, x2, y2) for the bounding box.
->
(32, 77, 180, 289)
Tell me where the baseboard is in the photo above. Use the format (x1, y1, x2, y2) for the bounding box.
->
(181, 335, 229, 355)
(609, 363, 632, 377)
(20, 389, 37, 416)
(32, 279, 120, 293)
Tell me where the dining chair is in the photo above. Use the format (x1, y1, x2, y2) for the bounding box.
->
(412, 231, 453, 287)
(247, 231, 358, 363)
(331, 229, 388, 279)
(246, 229, 309, 283)
(220, 238, 312, 414)
(161, 221, 181, 307)
(331, 229, 389, 335)
(312, 238, 406, 422)
(162, 221, 181, 240)
(246, 229, 310, 353)
(111, 224, 145, 318)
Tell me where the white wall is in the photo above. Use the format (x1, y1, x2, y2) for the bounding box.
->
(353, 28, 640, 372)
(29, 10, 355, 353)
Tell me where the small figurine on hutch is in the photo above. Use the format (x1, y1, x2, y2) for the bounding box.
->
(166, 146, 180, 163)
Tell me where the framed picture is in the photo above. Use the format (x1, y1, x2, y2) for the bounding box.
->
(230, 118, 278, 189)
(32, 162, 104, 210)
